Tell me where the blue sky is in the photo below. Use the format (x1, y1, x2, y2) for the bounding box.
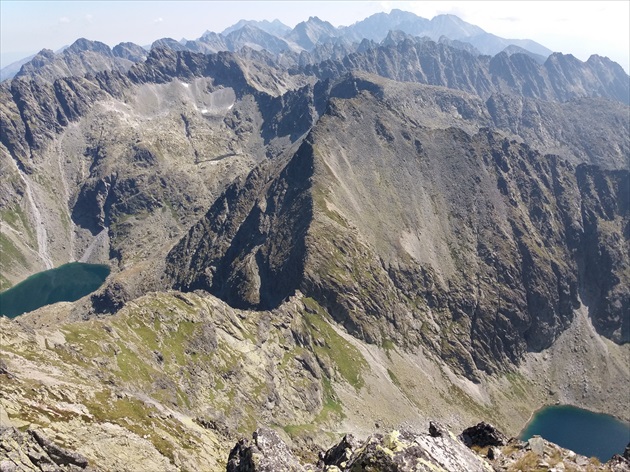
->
(1, 1, 629, 72)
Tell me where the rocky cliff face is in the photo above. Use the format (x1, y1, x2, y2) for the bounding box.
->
(165, 72, 629, 378)
(299, 38, 630, 104)
(1, 427, 90, 471)
(13, 38, 140, 83)
(0, 46, 311, 289)
(576, 165, 630, 343)
(5, 419, 629, 471)
(165, 139, 313, 309)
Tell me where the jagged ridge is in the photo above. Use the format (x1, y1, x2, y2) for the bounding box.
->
(165, 73, 629, 379)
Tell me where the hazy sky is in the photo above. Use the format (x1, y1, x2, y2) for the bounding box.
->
(1, 1, 629, 72)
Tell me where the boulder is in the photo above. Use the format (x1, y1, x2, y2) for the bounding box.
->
(320, 434, 358, 468)
(0, 427, 89, 471)
(459, 422, 509, 448)
(527, 436, 545, 456)
(226, 427, 306, 472)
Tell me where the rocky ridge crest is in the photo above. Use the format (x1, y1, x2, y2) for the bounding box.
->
(226, 422, 630, 472)
(165, 72, 629, 378)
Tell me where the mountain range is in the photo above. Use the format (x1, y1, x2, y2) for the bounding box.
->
(2, 9, 557, 83)
(0, 8, 629, 472)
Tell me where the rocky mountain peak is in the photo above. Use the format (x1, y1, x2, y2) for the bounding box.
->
(13, 39, 133, 82)
(287, 16, 338, 50)
(163, 68, 628, 379)
(501, 44, 546, 64)
(429, 13, 486, 39)
(112, 41, 147, 62)
(65, 37, 114, 56)
(221, 18, 291, 37)
(224, 24, 293, 55)
(26, 48, 55, 67)
(151, 37, 188, 52)
(381, 29, 419, 46)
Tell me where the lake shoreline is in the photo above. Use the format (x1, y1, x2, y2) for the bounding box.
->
(0, 262, 110, 318)
(520, 403, 630, 438)
(519, 404, 630, 462)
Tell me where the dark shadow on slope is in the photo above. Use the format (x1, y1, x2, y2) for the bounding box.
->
(575, 165, 630, 344)
(165, 137, 315, 311)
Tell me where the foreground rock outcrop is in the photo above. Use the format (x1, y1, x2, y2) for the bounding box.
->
(3, 420, 628, 472)
(0, 427, 90, 471)
(226, 423, 630, 472)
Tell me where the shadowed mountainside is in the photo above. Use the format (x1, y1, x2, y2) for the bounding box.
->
(165, 73, 629, 379)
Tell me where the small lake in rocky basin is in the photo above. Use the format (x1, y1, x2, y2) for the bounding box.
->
(520, 405, 630, 462)
(0, 262, 110, 318)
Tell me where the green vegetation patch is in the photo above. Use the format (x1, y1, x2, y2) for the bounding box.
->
(84, 390, 186, 463)
(114, 294, 201, 367)
(303, 298, 368, 390)
(1, 204, 35, 244)
(0, 232, 28, 268)
(387, 368, 402, 389)
(163, 321, 197, 365)
(115, 343, 155, 383)
(0, 273, 12, 291)
(503, 371, 530, 401)
(283, 377, 344, 438)
(61, 323, 109, 357)
(441, 383, 497, 424)
(319, 377, 344, 420)
(126, 318, 160, 351)
(312, 185, 350, 229)
(382, 338, 396, 360)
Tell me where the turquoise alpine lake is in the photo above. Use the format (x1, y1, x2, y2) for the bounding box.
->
(520, 405, 630, 462)
(0, 262, 110, 318)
